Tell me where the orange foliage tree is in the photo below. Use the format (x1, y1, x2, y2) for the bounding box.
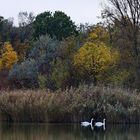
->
(0, 42, 18, 70)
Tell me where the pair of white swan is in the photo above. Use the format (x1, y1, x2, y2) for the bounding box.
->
(81, 118, 106, 127)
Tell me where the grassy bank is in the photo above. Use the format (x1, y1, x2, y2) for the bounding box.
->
(0, 85, 140, 123)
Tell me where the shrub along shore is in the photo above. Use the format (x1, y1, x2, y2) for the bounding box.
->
(0, 85, 140, 124)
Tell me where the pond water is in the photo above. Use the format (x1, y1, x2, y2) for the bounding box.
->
(0, 123, 140, 140)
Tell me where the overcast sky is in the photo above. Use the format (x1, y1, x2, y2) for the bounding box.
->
(0, 0, 104, 26)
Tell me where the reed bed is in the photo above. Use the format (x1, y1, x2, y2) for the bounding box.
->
(0, 85, 140, 123)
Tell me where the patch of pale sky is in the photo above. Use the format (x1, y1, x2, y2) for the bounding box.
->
(0, 0, 106, 26)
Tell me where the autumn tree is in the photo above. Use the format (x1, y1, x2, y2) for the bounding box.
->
(14, 42, 31, 62)
(103, 0, 140, 87)
(74, 42, 118, 84)
(73, 23, 120, 84)
(0, 42, 18, 70)
(88, 25, 110, 46)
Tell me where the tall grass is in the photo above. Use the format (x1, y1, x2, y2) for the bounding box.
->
(0, 85, 140, 123)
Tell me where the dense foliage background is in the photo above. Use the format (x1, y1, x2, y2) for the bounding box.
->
(1, 0, 140, 123)
(0, 0, 140, 90)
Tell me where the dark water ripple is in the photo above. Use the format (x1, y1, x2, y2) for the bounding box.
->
(0, 123, 139, 140)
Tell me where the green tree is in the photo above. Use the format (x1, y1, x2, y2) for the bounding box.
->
(8, 59, 38, 88)
(33, 11, 78, 40)
(48, 36, 81, 89)
(0, 17, 14, 43)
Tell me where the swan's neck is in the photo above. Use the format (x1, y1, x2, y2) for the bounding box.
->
(103, 119, 105, 125)
(90, 119, 93, 124)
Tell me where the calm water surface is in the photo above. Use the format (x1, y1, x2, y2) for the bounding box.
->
(0, 123, 140, 140)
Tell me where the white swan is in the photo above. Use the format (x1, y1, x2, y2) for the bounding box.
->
(81, 118, 93, 127)
(94, 119, 105, 127)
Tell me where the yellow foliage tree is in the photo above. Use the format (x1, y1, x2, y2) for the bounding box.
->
(73, 42, 119, 81)
(0, 42, 18, 70)
(88, 25, 110, 45)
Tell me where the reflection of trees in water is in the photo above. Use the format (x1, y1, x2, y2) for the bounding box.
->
(0, 124, 48, 140)
(0, 124, 139, 140)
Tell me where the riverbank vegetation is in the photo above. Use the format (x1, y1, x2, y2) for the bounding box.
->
(0, 0, 140, 123)
(0, 85, 140, 123)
